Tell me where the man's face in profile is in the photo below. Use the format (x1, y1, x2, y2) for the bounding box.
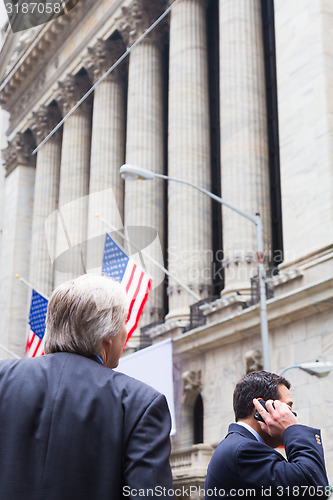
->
(104, 319, 127, 369)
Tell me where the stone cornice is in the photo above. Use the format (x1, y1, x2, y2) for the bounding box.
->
(2, 0, 126, 135)
(172, 276, 333, 359)
(2, 132, 36, 176)
(167, 283, 213, 296)
(148, 320, 188, 341)
(0, 10, 76, 108)
(279, 244, 333, 271)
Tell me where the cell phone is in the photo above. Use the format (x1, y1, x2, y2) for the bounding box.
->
(254, 399, 297, 423)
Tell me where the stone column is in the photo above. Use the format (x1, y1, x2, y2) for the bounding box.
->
(0, 132, 36, 356)
(29, 105, 62, 296)
(168, 0, 213, 319)
(119, 0, 166, 340)
(0, 164, 5, 256)
(0, 109, 9, 261)
(85, 38, 126, 273)
(55, 73, 92, 285)
(219, 0, 272, 298)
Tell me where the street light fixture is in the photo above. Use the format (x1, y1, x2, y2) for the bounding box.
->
(280, 361, 333, 378)
(120, 164, 271, 371)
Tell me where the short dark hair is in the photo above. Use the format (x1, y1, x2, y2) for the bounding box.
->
(233, 371, 291, 421)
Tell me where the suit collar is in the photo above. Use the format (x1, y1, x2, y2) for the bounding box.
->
(88, 354, 104, 365)
(236, 421, 265, 443)
(227, 423, 258, 441)
(227, 424, 287, 460)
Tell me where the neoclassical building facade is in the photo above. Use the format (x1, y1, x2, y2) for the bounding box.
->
(0, 0, 332, 489)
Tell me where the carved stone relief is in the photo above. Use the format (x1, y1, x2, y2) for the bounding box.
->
(84, 38, 126, 83)
(118, 0, 167, 45)
(244, 349, 263, 373)
(182, 370, 202, 401)
(2, 131, 36, 176)
(29, 105, 62, 145)
(56, 72, 92, 115)
(8, 71, 46, 127)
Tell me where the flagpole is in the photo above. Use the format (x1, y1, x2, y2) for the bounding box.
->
(95, 214, 202, 302)
(31, 0, 183, 156)
(15, 275, 50, 301)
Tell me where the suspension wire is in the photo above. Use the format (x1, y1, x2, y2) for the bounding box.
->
(32, 0, 182, 155)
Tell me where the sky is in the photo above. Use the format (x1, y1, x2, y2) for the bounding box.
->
(0, 2, 8, 44)
(0, 2, 6, 26)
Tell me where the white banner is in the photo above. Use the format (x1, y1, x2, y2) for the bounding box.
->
(117, 339, 176, 435)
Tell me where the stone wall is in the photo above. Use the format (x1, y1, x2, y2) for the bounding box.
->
(275, 0, 333, 263)
(173, 265, 333, 481)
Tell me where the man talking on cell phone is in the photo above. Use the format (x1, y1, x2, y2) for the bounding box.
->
(205, 371, 329, 499)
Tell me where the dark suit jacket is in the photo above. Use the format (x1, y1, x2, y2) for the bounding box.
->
(0, 352, 173, 500)
(205, 423, 329, 499)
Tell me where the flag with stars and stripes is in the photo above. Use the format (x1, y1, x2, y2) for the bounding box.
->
(26, 290, 48, 358)
(102, 233, 153, 345)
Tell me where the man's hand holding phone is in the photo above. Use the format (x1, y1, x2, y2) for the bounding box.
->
(253, 398, 299, 439)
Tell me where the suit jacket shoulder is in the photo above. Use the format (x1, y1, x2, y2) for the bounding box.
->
(205, 423, 329, 499)
(0, 352, 173, 500)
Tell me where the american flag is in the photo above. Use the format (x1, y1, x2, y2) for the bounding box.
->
(26, 290, 48, 358)
(102, 234, 153, 345)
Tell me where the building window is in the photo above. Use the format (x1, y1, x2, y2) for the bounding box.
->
(193, 394, 204, 444)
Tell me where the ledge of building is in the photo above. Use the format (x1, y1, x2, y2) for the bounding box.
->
(170, 444, 215, 483)
(271, 245, 333, 297)
(148, 320, 188, 343)
(172, 276, 333, 358)
(279, 244, 333, 272)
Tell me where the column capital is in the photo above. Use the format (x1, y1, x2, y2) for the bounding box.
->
(169, 0, 209, 5)
(85, 38, 127, 83)
(118, 0, 167, 45)
(2, 132, 36, 176)
(56, 73, 92, 115)
(29, 105, 62, 145)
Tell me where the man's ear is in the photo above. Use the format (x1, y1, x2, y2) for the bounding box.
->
(251, 397, 263, 415)
(102, 338, 113, 350)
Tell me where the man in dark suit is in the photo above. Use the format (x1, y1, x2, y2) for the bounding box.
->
(0, 274, 173, 500)
(205, 371, 329, 499)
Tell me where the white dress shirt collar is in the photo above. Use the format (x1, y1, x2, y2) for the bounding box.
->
(236, 421, 265, 444)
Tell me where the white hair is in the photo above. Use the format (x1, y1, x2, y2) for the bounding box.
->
(44, 274, 128, 357)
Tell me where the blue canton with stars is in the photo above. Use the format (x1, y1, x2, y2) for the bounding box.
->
(102, 234, 129, 283)
(29, 290, 48, 340)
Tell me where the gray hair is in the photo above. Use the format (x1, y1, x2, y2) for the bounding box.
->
(44, 274, 128, 357)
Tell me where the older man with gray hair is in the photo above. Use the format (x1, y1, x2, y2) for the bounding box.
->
(0, 274, 173, 500)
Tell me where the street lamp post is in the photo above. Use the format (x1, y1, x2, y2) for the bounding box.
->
(279, 361, 333, 378)
(120, 164, 271, 371)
